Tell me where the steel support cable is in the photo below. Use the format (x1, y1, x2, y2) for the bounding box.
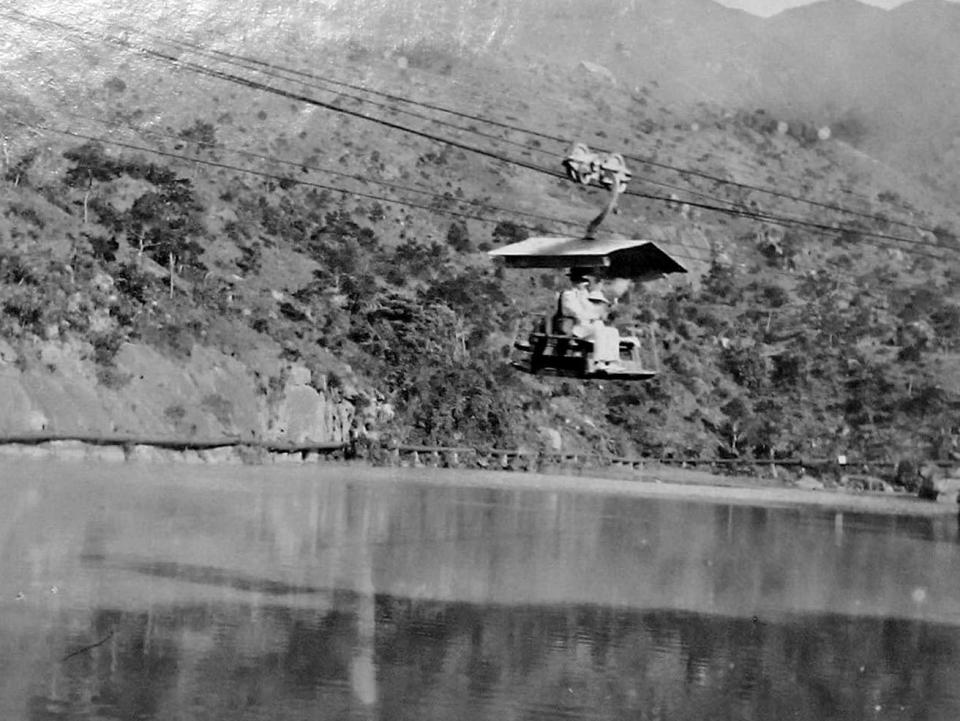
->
(1, 7, 933, 242)
(126, 27, 936, 234)
(111, 20, 941, 234)
(8, 118, 725, 270)
(0, 8, 567, 181)
(1, 12, 740, 233)
(8, 10, 747, 224)
(620, 189, 953, 261)
(3, 110, 715, 270)
(2, 121, 929, 298)
(5, 116, 703, 268)
(155, 27, 924, 220)
(1, 17, 572, 233)
(49, 106, 577, 232)
(98, 54, 960, 258)
(622, 155, 943, 235)
(134, 33, 561, 162)
(11, 115, 933, 283)
(162, 41, 761, 215)
(110, 27, 771, 217)
(3, 8, 956, 262)
(16, 110, 911, 283)
(0, 40, 930, 342)
(6, 118, 573, 236)
(76, 18, 576, 151)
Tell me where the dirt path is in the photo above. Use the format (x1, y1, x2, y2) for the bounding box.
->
(0, 452, 952, 517)
(364, 465, 955, 516)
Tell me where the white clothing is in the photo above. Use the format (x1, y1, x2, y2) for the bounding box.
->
(558, 284, 621, 363)
(575, 321, 621, 363)
(559, 284, 593, 325)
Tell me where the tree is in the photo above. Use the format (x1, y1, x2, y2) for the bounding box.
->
(491, 220, 528, 245)
(302, 211, 380, 307)
(178, 119, 218, 170)
(718, 395, 761, 457)
(382, 238, 450, 286)
(127, 179, 205, 295)
(404, 361, 521, 446)
(178, 120, 217, 148)
(700, 260, 739, 303)
(445, 221, 471, 252)
(62, 141, 122, 223)
(422, 273, 510, 349)
(348, 292, 520, 446)
(721, 343, 768, 391)
(4, 147, 39, 187)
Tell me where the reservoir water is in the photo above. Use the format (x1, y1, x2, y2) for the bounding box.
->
(3, 461, 960, 720)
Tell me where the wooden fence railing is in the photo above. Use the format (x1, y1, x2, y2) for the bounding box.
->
(1, 433, 952, 478)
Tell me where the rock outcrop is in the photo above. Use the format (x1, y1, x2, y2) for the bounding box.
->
(0, 338, 360, 445)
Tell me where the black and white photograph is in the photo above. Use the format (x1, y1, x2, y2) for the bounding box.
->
(3, 0, 960, 718)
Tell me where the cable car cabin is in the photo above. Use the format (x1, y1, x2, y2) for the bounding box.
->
(489, 236, 687, 381)
(512, 316, 659, 380)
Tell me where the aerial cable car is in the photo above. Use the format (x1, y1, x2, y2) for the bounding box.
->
(489, 143, 686, 381)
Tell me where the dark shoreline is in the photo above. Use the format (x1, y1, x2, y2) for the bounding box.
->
(2, 436, 955, 516)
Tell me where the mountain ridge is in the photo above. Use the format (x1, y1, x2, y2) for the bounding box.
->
(501, 0, 960, 197)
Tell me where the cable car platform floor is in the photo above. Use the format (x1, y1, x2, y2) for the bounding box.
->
(512, 333, 657, 381)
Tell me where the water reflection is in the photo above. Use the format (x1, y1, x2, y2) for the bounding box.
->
(2, 462, 960, 720)
(20, 598, 960, 721)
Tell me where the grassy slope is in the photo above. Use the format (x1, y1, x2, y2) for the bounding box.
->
(2, 35, 960, 465)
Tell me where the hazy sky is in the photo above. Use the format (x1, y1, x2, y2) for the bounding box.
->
(717, 0, 957, 16)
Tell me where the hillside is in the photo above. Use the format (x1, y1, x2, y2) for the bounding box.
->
(8, 1, 960, 192)
(2, 6, 960, 468)
(504, 0, 960, 199)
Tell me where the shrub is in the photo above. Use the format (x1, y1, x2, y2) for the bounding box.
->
(103, 76, 126, 94)
(445, 221, 471, 252)
(491, 220, 528, 245)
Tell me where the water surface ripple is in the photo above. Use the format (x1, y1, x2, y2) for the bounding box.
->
(2, 461, 960, 720)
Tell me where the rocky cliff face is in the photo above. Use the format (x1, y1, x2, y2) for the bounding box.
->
(0, 338, 359, 445)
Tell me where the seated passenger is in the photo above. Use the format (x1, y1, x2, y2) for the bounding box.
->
(584, 288, 624, 367)
(589, 287, 641, 350)
(555, 270, 623, 369)
(556, 268, 593, 334)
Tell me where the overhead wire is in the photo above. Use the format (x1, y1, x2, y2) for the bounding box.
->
(5, 113, 939, 293)
(0, 14, 946, 373)
(0, 8, 563, 177)
(77, 21, 959, 256)
(0, 53, 944, 301)
(144, 35, 559, 163)
(9, 95, 904, 287)
(6, 117, 571, 235)
(2, 7, 956, 266)
(122, 20, 943, 235)
(2, 109, 713, 271)
(113, 22, 935, 236)
(0, 45, 721, 268)
(48, 106, 579, 233)
(10, 105, 935, 287)
(1, 8, 750, 236)
(22, 79, 874, 284)
(1, 113, 937, 318)
(131, 26, 757, 214)
(0, 6, 942, 256)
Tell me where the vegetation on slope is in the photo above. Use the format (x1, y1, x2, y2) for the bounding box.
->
(2, 40, 960, 466)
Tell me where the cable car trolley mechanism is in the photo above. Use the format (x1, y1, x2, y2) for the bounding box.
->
(489, 144, 687, 382)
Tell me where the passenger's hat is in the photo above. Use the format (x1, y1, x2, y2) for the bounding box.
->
(568, 267, 593, 282)
(587, 289, 610, 304)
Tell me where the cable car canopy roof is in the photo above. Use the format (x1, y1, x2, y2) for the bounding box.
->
(489, 236, 687, 279)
